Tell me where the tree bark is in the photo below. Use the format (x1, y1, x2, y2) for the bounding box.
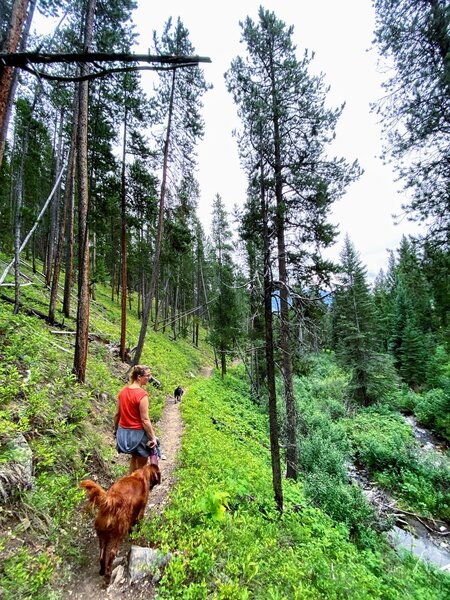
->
(133, 69, 176, 366)
(270, 54, 298, 481)
(62, 163, 75, 318)
(49, 101, 78, 324)
(13, 131, 27, 314)
(261, 157, 283, 512)
(45, 107, 65, 287)
(73, 0, 97, 383)
(0, 0, 30, 171)
(119, 104, 128, 361)
(171, 276, 179, 340)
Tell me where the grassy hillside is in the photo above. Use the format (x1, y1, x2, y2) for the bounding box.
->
(138, 367, 449, 599)
(0, 265, 449, 598)
(0, 264, 212, 599)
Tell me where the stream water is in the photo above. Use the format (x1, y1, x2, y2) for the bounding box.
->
(348, 414, 450, 572)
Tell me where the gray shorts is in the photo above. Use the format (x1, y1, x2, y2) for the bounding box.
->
(116, 426, 160, 458)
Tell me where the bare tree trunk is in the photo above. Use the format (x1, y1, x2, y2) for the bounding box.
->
(137, 282, 141, 318)
(153, 281, 160, 328)
(116, 266, 120, 300)
(45, 107, 65, 287)
(193, 233, 202, 347)
(153, 271, 163, 332)
(133, 69, 176, 366)
(62, 172, 74, 318)
(220, 346, 227, 378)
(162, 279, 170, 333)
(200, 259, 219, 368)
(49, 100, 78, 324)
(0, 0, 30, 171)
(261, 156, 283, 512)
(31, 234, 36, 272)
(111, 255, 115, 302)
(276, 223, 298, 480)
(73, 0, 96, 383)
(12, 88, 36, 311)
(172, 282, 178, 340)
(91, 231, 97, 300)
(62, 94, 79, 319)
(270, 55, 298, 481)
(13, 134, 27, 313)
(119, 104, 128, 361)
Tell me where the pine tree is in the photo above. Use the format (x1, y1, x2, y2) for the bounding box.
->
(422, 242, 450, 339)
(396, 236, 434, 333)
(390, 277, 430, 388)
(331, 236, 396, 404)
(209, 194, 240, 378)
(373, 268, 395, 353)
(133, 18, 209, 366)
(373, 0, 450, 246)
(226, 7, 360, 479)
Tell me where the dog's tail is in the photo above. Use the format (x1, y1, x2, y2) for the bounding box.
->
(80, 479, 107, 509)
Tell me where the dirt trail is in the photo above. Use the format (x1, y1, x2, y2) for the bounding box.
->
(60, 393, 184, 600)
(199, 365, 213, 378)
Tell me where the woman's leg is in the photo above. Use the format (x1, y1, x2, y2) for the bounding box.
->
(129, 454, 147, 473)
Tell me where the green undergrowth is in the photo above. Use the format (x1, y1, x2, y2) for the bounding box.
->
(138, 369, 449, 599)
(0, 266, 212, 599)
(1, 260, 449, 598)
(292, 357, 382, 548)
(390, 383, 450, 441)
(344, 408, 450, 520)
(292, 353, 450, 528)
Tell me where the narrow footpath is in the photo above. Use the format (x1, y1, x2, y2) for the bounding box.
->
(61, 392, 184, 600)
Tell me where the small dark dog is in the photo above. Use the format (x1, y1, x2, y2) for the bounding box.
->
(80, 463, 161, 583)
(174, 386, 184, 403)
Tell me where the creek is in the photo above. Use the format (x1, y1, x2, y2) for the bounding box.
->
(348, 414, 450, 572)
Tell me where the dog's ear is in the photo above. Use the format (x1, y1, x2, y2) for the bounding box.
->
(150, 464, 161, 486)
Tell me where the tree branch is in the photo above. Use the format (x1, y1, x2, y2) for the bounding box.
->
(0, 51, 211, 67)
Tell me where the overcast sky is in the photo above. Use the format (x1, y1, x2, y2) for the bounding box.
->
(131, 0, 422, 280)
(35, 0, 420, 279)
(130, 0, 422, 277)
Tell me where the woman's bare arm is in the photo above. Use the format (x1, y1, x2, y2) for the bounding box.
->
(139, 395, 156, 443)
(113, 397, 120, 434)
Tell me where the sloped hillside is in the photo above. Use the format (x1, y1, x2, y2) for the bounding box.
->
(0, 263, 212, 599)
(0, 266, 449, 599)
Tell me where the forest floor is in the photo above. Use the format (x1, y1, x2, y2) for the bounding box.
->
(59, 364, 214, 599)
(59, 390, 185, 599)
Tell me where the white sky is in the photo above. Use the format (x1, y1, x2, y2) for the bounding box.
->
(35, 0, 420, 280)
(132, 0, 421, 280)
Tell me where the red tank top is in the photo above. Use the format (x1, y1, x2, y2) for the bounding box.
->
(118, 386, 148, 429)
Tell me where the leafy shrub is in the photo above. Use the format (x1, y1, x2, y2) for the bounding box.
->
(28, 473, 85, 535)
(415, 388, 450, 441)
(298, 424, 349, 480)
(377, 461, 450, 520)
(0, 548, 56, 600)
(362, 352, 399, 403)
(346, 410, 416, 472)
(389, 385, 418, 413)
(304, 473, 378, 548)
(0, 363, 22, 405)
(426, 344, 450, 389)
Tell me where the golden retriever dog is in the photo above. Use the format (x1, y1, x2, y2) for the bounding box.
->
(80, 463, 161, 582)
